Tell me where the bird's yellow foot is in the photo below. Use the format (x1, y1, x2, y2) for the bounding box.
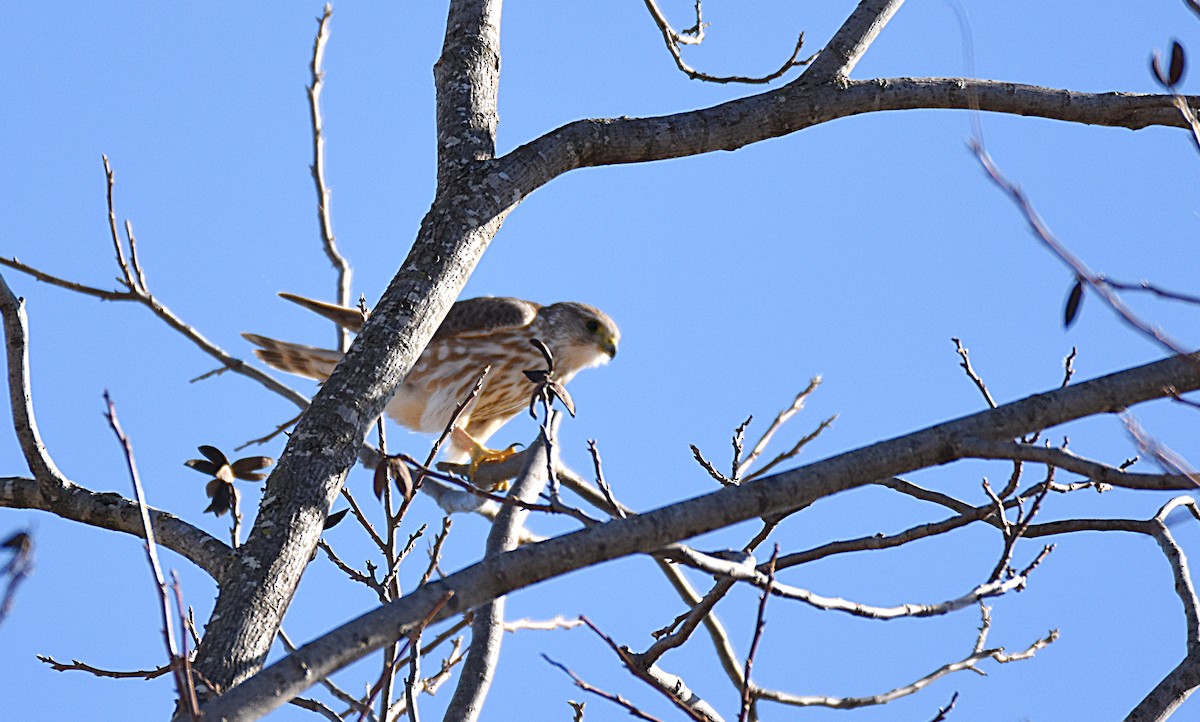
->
(452, 427, 522, 491)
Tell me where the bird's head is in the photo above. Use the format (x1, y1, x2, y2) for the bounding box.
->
(541, 302, 620, 375)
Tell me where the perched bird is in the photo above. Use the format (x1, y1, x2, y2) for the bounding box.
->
(243, 293, 619, 466)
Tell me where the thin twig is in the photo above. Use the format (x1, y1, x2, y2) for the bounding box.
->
(235, 411, 304, 451)
(752, 630, 1058, 709)
(587, 440, 626, 518)
(739, 546, 778, 722)
(743, 414, 836, 482)
(38, 654, 171, 679)
(581, 616, 713, 722)
(731, 416, 751, 482)
(972, 139, 1196, 362)
(170, 571, 201, 714)
(2, 163, 311, 411)
(641, 0, 811, 84)
(690, 444, 733, 486)
(102, 155, 136, 292)
(306, 4, 352, 352)
(543, 654, 663, 722)
(738, 378, 821, 478)
(1061, 347, 1077, 388)
(952, 338, 997, 408)
(103, 393, 195, 716)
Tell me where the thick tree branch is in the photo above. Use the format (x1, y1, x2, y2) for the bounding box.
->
(442, 416, 555, 722)
(801, 0, 905, 81)
(2, 272, 230, 581)
(201, 351, 1200, 719)
(1125, 500, 1200, 722)
(0, 273, 71, 498)
(189, 0, 510, 697)
(0, 476, 231, 581)
(497, 80, 1196, 203)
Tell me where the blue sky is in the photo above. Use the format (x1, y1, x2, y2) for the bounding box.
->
(4, 2, 1200, 720)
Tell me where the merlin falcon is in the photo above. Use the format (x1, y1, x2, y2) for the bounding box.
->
(243, 293, 619, 463)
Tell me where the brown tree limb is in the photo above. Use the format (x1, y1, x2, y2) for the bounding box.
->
(1, 280, 231, 580)
(801, 0, 905, 81)
(1125, 499, 1200, 721)
(0, 476, 231, 581)
(498, 81, 1198, 202)
(0, 273, 72, 498)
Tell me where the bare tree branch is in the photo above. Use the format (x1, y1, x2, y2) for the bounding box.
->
(499, 82, 1198, 202)
(1125, 499, 1200, 722)
(1, 276, 231, 579)
(306, 4, 353, 353)
(0, 273, 72, 496)
(641, 0, 811, 84)
(0, 476, 231, 581)
(543, 653, 663, 722)
(801, 0, 905, 81)
(103, 393, 197, 717)
(442, 415, 557, 722)
(752, 629, 1057, 709)
(1, 164, 311, 413)
(200, 349, 1200, 719)
(956, 437, 1195, 491)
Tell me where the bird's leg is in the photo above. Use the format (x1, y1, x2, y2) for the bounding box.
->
(451, 427, 522, 491)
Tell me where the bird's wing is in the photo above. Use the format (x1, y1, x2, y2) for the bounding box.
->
(432, 297, 540, 340)
(276, 293, 537, 340)
(278, 292, 367, 333)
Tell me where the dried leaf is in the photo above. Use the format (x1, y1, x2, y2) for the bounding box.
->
(529, 338, 554, 368)
(1064, 278, 1084, 328)
(523, 369, 549, 384)
(373, 461, 389, 500)
(204, 479, 234, 516)
(1153, 50, 1169, 86)
(323, 508, 349, 530)
(233, 471, 269, 482)
(230, 456, 274, 476)
(1170, 42, 1186, 86)
(391, 458, 415, 502)
(197, 445, 229, 467)
(184, 459, 220, 476)
(2, 532, 31, 553)
(550, 381, 576, 416)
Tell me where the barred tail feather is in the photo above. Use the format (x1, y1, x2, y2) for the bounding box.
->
(241, 333, 342, 381)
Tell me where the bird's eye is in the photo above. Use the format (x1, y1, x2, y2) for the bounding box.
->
(585, 320, 600, 333)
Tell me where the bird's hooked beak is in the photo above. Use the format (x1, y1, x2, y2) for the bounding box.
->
(600, 335, 618, 359)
